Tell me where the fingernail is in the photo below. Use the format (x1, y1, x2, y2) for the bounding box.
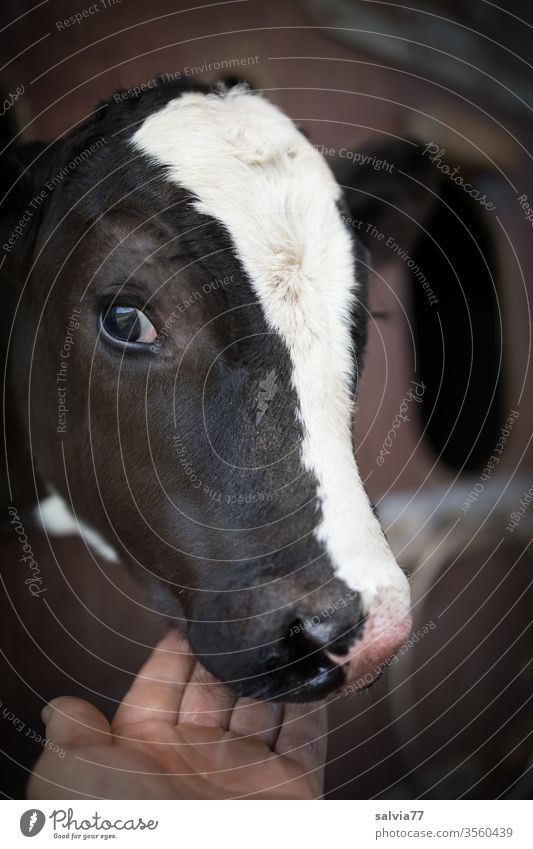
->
(41, 704, 51, 726)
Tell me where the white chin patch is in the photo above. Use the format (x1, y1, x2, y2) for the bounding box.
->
(131, 87, 411, 616)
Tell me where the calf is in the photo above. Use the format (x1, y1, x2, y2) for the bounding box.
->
(1, 80, 433, 701)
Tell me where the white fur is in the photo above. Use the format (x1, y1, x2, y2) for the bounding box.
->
(36, 493, 120, 563)
(132, 89, 410, 615)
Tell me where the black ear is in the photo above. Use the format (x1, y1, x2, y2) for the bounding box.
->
(0, 141, 49, 520)
(333, 137, 441, 265)
(0, 140, 49, 272)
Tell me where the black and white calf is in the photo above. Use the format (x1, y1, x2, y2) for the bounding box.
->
(1, 80, 434, 701)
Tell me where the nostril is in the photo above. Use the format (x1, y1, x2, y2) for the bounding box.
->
(326, 620, 366, 655)
(311, 613, 366, 655)
(286, 594, 366, 657)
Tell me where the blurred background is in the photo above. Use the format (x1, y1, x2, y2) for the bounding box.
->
(1, 0, 532, 799)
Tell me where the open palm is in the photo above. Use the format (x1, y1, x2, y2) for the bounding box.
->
(28, 631, 327, 799)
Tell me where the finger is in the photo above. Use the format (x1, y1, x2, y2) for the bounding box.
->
(178, 660, 237, 729)
(228, 697, 284, 748)
(43, 697, 112, 751)
(275, 701, 328, 772)
(112, 629, 194, 734)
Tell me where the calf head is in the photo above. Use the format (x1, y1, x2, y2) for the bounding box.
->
(1, 81, 434, 701)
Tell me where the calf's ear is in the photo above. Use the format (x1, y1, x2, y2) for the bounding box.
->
(0, 141, 48, 273)
(0, 142, 49, 520)
(333, 137, 441, 265)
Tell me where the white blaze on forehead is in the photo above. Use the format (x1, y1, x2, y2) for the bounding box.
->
(132, 89, 410, 615)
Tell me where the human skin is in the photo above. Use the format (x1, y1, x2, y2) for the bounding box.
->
(28, 631, 327, 799)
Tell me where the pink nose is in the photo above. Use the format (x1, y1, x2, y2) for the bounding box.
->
(327, 606, 413, 693)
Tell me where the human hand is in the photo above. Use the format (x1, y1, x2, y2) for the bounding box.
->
(27, 630, 327, 799)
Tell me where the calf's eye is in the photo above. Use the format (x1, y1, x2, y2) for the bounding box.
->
(100, 306, 157, 345)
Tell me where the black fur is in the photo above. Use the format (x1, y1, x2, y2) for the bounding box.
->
(1, 81, 435, 700)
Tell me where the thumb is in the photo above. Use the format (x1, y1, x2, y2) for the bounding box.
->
(43, 696, 112, 750)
